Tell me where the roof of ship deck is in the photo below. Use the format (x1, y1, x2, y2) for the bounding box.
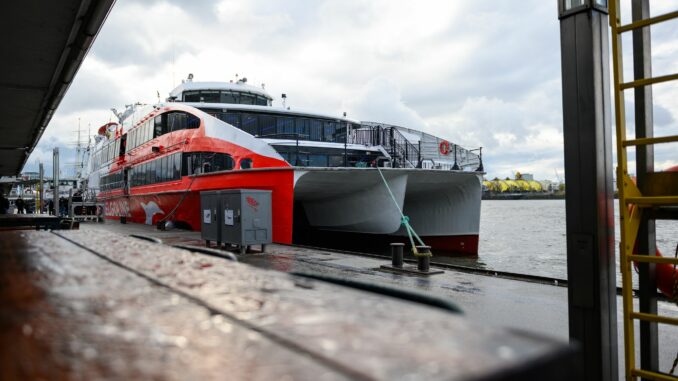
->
(169, 81, 274, 100)
(0, 0, 115, 176)
(182, 102, 362, 125)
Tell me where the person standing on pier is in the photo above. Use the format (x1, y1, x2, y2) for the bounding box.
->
(15, 197, 25, 214)
(0, 194, 9, 214)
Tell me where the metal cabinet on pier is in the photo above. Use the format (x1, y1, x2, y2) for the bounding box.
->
(200, 189, 272, 254)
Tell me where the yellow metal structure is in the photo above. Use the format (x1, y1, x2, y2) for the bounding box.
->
(609, 1, 678, 379)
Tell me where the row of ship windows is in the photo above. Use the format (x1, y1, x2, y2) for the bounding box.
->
(99, 152, 242, 191)
(92, 111, 201, 170)
(183, 90, 270, 106)
(126, 111, 201, 151)
(274, 146, 381, 168)
(202, 109, 358, 144)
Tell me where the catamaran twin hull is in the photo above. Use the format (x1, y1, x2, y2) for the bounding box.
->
(102, 167, 482, 255)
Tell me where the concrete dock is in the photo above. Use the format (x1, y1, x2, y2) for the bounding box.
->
(81, 221, 678, 374)
(0, 224, 577, 381)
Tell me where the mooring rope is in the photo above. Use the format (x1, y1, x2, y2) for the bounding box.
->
(374, 165, 429, 256)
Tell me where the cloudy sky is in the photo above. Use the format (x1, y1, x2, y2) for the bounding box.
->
(26, 0, 678, 181)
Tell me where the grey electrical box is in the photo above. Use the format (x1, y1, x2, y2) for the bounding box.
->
(200, 190, 221, 245)
(200, 189, 272, 253)
(220, 189, 272, 252)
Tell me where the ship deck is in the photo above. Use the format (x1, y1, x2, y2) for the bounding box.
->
(80, 221, 678, 373)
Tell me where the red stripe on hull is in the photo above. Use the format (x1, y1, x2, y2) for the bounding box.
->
(418, 234, 479, 256)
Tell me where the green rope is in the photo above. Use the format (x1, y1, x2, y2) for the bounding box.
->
(375, 166, 429, 256)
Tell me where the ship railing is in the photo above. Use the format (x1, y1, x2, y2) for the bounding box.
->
(355, 122, 421, 168)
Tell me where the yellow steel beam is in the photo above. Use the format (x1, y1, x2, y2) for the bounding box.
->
(628, 254, 678, 265)
(631, 312, 678, 326)
(631, 368, 678, 381)
(621, 73, 678, 90)
(622, 135, 678, 147)
(626, 196, 678, 206)
(610, 1, 635, 378)
(618, 10, 678, 33)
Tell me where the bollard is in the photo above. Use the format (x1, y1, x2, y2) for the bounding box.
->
(390, 243, 405, 268)
(415, 245, 432, 272)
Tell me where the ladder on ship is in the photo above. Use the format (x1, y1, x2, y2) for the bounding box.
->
(609, 1, 678, 380)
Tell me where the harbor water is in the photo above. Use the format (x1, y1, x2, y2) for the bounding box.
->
(449, 199, 678, 287)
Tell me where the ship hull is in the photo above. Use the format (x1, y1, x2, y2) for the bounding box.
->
(293, 168, 482, 255)
(101, 167, 481, 255)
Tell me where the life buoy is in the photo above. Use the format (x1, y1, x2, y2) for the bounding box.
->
(631, 165, 678, 299)
(439, 140, 450, 155)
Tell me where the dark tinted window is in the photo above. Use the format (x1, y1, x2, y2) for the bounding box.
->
(129, 152, 182, 187)
(240, 94, 255, 105)
(242, 114, 258, 135)
(182, 152, 234, 175)
(222, 113, 240, 128)
(183, 91, 200, 102)
(277, 117, 294, 135)
(221, 91, 237, 104)
(240, 158, 252, 169)
(259, 115, 275, 136)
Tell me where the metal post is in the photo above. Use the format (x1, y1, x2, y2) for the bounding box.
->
(558, 2, 617, 380)
(344, 124, 348, 167)
(390, 243, 404, 268)
(38, 163, 44, 214)
(53, 148, 59, 216)
(632, 0, 658, 374)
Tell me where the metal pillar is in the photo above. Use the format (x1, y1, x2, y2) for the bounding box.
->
(631, 0, 658, 374)
(53, 148, 59, 216)
(38, 163, 44, 214)
(558, 1, 618, 380)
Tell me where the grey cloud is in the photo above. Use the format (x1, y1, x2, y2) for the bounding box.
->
(654, 104, 674, 126)
(57, 67, 127, 114)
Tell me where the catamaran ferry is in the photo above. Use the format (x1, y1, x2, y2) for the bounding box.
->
(85, 75, 484, 254)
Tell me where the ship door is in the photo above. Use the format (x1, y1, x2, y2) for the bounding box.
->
(123, 167, 130, 195)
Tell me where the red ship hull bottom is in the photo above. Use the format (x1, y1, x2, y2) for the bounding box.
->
(103, 170, 295, 245)
(293, 226, 479, 256)
(417, 234, 479, 256)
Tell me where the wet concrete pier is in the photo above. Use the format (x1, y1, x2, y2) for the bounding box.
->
(81, 222, 678, 374)
(0, 226, 577, 381)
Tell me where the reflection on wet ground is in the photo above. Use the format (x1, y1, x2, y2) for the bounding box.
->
(1, 228, 579, 381)
(81, 222, 678, 374)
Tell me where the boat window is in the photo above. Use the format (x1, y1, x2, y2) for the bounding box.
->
(221, 91, 238, 104)
(255, 95, 268, 106)
(154, 115, 163, 137)
(200, 91, 221, 103)
(309, 119, 322, 141)
(183, 91, 200, 102)
(277, 117, 294, 136)
(240, 158, 252, 169)
(258, 115, 275, 137)
(242, 114, 259, 136)
(128, 152, 183, 187)
(221, 113, 240, 128)
(197, 108, 352, 143)
(295, 118, 310, 139)
(308, 154, 328, 167)
(100, 171, 124, 191)
(182, 152, 234, 175)
(329, 155, 344, 167)
(240, 94, 255, 105)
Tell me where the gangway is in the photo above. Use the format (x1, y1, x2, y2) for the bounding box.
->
(609, 1, 678, 379)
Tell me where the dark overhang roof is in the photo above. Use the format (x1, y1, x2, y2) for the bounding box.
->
(0, 0, 116, 176)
